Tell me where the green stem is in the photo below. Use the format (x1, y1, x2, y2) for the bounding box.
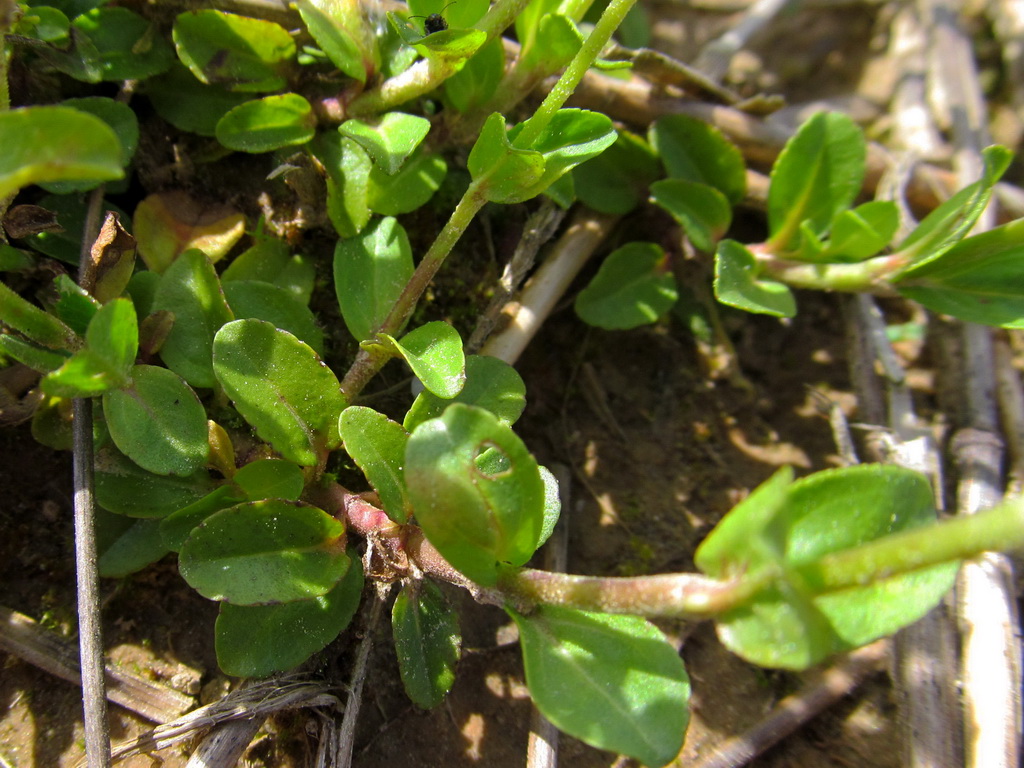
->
(340, 183, 488, 399)
(497, 565, 764, 618)
(796, 495, 1024, 592)
(512, 0, 636, 149)
(757, 251, 907, 294)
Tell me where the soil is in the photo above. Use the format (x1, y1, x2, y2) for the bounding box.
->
(0, 0, 1001, 766)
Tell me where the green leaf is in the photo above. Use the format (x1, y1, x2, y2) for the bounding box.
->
(152, 249, 234, 388)
(444, 38, 505, 113)
(0, 334, 70, 373)
(222, 280, 324, 355)
(367, 150, 448, 216)
(159, 485, 246, 550)
(339, 406, 411, 524)
(179, 499, 348, 605)
(393, 580, 461, 708)
(517, 13, 582, 74)
(509, 605, 689, 767)
(232, 458, 305, 501)
(697, 465, 958, 669)
(895, 218, 1024, 328)
(405, 404, 545, 586)
(42, 297, 138, 396)
(573, 130, 660, 215)
(504, 109, 618, 204)
(42, 350, 124, 397)
(0, 244, 35, 271)
(648, 114, 746, 205)
(403, 355, 526, 432)
(216, 550, 363, 676)
(0, 279, 79, 350)
(537, 465, 561, 548)
(173, 10, 296, 92)
(714, 239, 796, 317)
(102, 365, 208, 477)
(574, 242, 678, 330)
(767, 112, 865, 251)
(467, 113, 546, 203)
(72, 7, 174, 81)
(85, 297, 137, 378)
(95, 444, 217, 518)
(234, 460, 305, 507)
(693, 467, 794, 573)
(41, 98, 140, 194)
(97, 514, 169, 578)
(0, 106, 123, 200)
(333, 216, 414, 343)
(820, 200, 899, 262)
(14, 5, 71, 43)
(394, 19, 486, 63)
(145, 63, 253, 137)
(339, 113, 431, 176)
(295, 0, 371, 83)
(894, 145, 1013, 270)
(215, 94, 317, 153)
(222, 237, 315, 304)
(312, 133, 372, 239)
(379, 321, 466, 398)
(50, 274, 98, 336)
(650, 179, 732, 253)
(212, 319, 347, 466)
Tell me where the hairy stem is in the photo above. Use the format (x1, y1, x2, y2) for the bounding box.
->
(512, 0, 637, 149)
(796, 494, 1024, 592)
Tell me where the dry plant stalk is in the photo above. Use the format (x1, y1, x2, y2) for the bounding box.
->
(109, 677, 338, 763)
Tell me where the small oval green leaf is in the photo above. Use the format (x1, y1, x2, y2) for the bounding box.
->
(714, 239, 796, 317)
(152, 249, 234, 387)
(339, 406, 411, 523)
(575, 242, 678, 330)
(510, 605, 690, 767)
(896, 218, 1024, 328)
(403, 354, 526, 432)
(95, 444, 217, 518)
(649, 114, 746, 205)
(222, 280, 324, 355)
(367, 151, 447, 216)
(72, 7, 174, 81)
(216, 93, 316, 153)
(216, 551, 363, 676)
(233, 458, 306, 501)
(573, 130, 659, 215)
(405, 404, 544, 586)
(650, 178, 732, 253)
(212, 319, 347, 466)
(393, 580, 461, 708)
(102, 365, 208, 477)
(379, 321, 466, 398)
(145, 63, 253, 137)
(767, 112, 865, 251)
(0, 106, 123, 200)
(173, 10, 296, 92)
(179, 499, 348, 605)
(333, 216, 414, 343)
(339, 112, 431, 175)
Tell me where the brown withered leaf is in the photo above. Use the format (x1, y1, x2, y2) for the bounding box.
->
(2, 204, 63, 240)
(82, 212, 137, 302)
